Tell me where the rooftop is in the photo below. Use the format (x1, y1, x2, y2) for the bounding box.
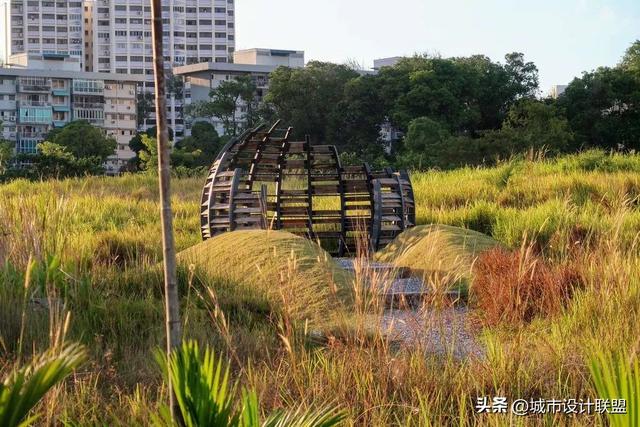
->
(173, 61, 280, 76)
(0, 67, 146, 82)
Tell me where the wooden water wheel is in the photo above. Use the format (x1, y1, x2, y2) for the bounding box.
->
(200, 120, 416, 255)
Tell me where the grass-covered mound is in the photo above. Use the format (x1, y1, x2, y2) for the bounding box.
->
(375, 224, 499, 289)
(177, 230, 353, 327)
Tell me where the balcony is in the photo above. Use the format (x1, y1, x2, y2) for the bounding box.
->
(18, 100, 51, 107)
(18, 106, 53, 124)
(0, 82, 16, 94)
(17, 131, 44, 139)
(73, 102, 104, 110)
(72, 80, 104, 94)
(52, 104, 70, 112)
(52, 88, 70, 96)
(17, 78, 51, 92)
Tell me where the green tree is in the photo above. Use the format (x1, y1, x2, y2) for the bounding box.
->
(504, 52, 540, 99)
(500, 99, 574, 153)
(265, 61, 359, 142)
(138, 134, 159, 172)
(173, 121, 222, 168)
(0, 121, 14, 175)
(400, 100, 572, 170)
(187, 76, 257, 136)
(620, 39, 640, 75)
(327, 74, 387, 157)
(45, 120, 116, 161)
(137, 91, 155, 127)
(559, 67, 640, 150)
(378, 53, 538, 136)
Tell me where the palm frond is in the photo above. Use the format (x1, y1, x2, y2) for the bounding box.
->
(262, 403, 346, 427)
(589, 350, 640, 427)
(156, 340, 239, 427)
(0, 342, 86, 427)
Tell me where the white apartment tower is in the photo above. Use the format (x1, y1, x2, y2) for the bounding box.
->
(1, 0, 85, 67)
(90, 0, 236, 137)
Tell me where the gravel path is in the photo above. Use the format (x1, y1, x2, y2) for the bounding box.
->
(337, 258, 482, 359)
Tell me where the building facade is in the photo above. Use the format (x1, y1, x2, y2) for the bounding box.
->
(0, 58, 143, 173)
(549, 84, 567, 99)
(89, 0, 236, 138)
(1, 0, 85, 68)
(174, 49, 304, 136)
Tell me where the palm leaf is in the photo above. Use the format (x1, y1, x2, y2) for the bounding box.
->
(262, 403, 346, 427)
(588, 350, 640, 427)
(155, 340, 239, 427)
(0, 343, 86, 427)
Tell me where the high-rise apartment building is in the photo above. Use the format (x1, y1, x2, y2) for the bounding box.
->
(1, 0, 85, 68)
(89, 0, 236, 138)
(0, 53, 143, 173)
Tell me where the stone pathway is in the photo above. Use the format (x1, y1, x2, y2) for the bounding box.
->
(337, 258, 482, 358)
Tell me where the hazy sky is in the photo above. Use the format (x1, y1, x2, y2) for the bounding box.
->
(235, 0, 640, 93)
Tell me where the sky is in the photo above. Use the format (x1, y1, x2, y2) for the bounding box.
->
(235, 0, 640, 94)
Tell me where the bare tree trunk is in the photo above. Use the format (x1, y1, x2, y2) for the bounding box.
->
(150, 0, 182, 422)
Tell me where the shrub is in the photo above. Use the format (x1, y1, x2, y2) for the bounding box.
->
(93, 231, 157, 267)
(471, 246, 583, 326)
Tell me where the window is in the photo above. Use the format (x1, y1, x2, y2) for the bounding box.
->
(215, 45, 226, 51)
(199, 20, 211, 25)
(199, 7, 211, 13)
(115, 18, 127, 24)
(214, 8, 225, 13)
(115, 55, 127, 61)
(130, 55, 143, 62)
(115, 5, 126, 11)
(215, 20, 226, 25)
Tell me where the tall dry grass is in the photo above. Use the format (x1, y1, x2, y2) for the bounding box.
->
(1, 151, 640, 424)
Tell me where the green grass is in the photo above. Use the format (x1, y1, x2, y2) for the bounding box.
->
(375, 224, 498, 291)
(2, 149, 640, 425)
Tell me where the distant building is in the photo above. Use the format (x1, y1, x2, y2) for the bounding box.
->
(233, 48, 304, 68)
(0, 0, 85, 68)
(87, 0, 237, 138)
(373, 56, 403, 70)
(0, 53, 143, 174)
(549, 84, 567, 99)
(175, 49, 304, 136)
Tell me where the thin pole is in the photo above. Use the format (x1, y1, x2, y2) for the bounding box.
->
(150, 0, 182, 422)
